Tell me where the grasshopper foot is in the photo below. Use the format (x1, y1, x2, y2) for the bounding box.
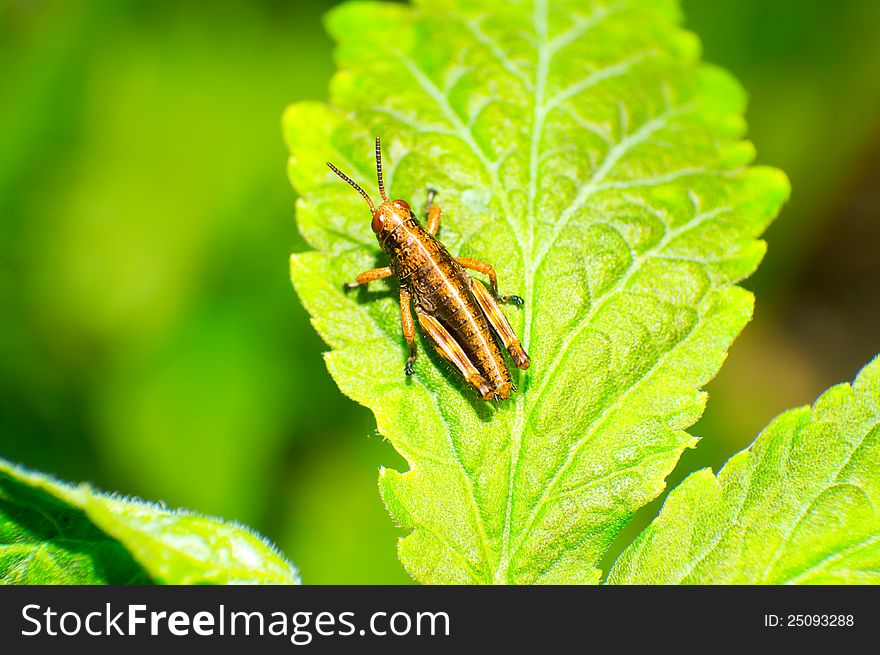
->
(404, 361, 414, 376)
(343, 282, 359, 292)
(502, 294, 524, 306)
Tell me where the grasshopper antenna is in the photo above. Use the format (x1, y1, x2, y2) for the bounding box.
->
(327, 162, 375, 212)
(375, 137, 389, 202)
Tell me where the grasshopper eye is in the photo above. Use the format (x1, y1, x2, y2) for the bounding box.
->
(371, 213, 384, 234)
(393, 199, 411, 212)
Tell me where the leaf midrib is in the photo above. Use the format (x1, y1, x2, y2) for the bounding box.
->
(369, 1, 721, 583)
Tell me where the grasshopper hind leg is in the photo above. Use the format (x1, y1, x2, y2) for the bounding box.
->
(415, 310, 494, 400)
(470, 278, 530, 370)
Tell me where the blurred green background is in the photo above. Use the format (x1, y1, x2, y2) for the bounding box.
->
(1, 0, 878, 584)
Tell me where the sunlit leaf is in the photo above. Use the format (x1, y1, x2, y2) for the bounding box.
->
(608, 355, 880, 584)
(0, 459, 300, 584)
(0, 464, 148, 584)
(285, 0, 788, 583)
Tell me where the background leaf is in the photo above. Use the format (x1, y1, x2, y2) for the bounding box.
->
(286, 0, 788, 583)
(1, 464, 148, 584)
(0, 459, 300, 584)
(608, 355, 880, 584)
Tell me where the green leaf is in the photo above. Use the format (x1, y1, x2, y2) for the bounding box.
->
(0, 459, 300, 584)
(1, 464, 149, 584)
(285, 0, 788, 583)
(608, 355, 880, 584)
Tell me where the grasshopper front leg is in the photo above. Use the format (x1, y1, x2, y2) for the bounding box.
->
(343, 266, 393, 291)
(425, 188, 441, 236)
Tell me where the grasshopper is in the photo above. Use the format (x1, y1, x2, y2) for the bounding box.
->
(328, 138, 530, 401)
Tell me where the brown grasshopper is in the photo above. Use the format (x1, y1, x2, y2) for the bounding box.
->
(328, 138, 530, 401)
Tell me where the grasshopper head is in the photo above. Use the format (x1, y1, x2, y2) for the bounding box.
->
(371, 198, 411, 235)
(326, 137, 414, 239)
